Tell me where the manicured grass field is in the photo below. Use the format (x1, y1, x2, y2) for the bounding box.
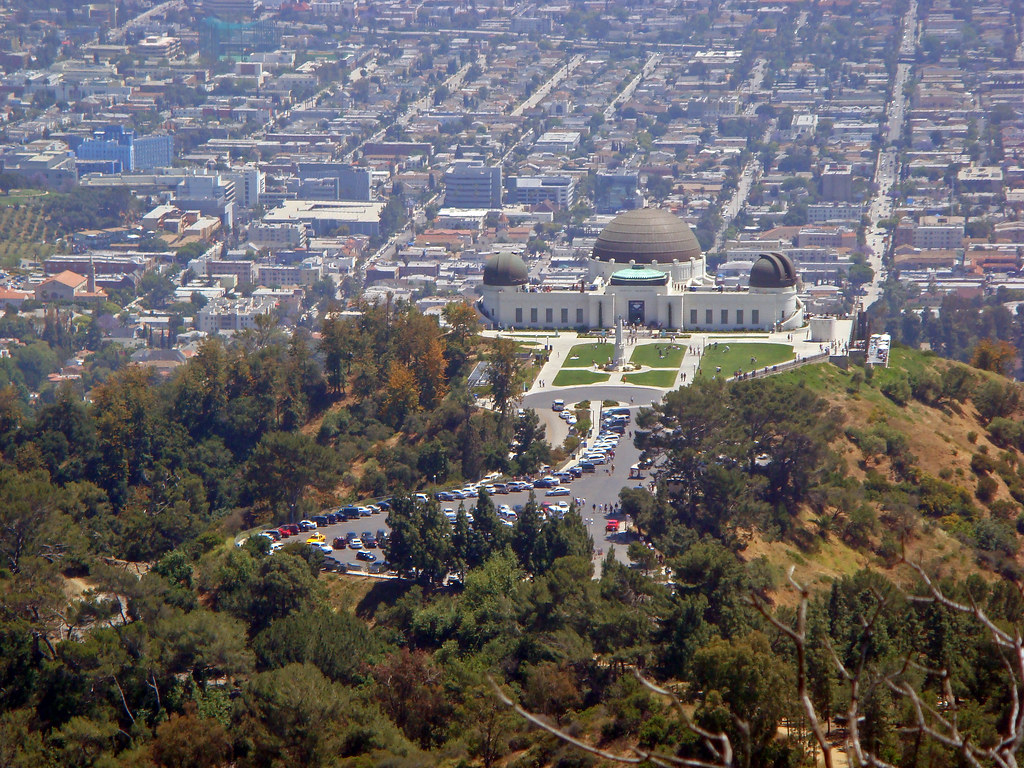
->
(552, 369, 611, 387)
(696, 343, 794, 380)
(0, 190, 49, 206)
(623, 370, 678, 387)
(630, 343, 685, 369)
(562, 343, 614, 368)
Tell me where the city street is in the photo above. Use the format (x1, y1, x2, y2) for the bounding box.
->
(862, 0, 917, 310)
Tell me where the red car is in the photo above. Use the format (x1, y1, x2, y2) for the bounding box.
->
(606, 520, 619, 533)
(277, 526, 292, 538)
(332, 537, 348, 549)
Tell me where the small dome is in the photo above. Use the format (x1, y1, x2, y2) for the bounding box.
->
(749, 252, 798, 289)
(592, 208, 702, 264)
(483, 253, 529, 286)
(609, 265, 669, 286)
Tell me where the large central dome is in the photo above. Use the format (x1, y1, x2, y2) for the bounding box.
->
(592, 208, 702, 264)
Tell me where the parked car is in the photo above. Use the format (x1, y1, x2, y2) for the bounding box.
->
(545, 486, 571, 496)
(356, 550, 377, 562)
(580, 462, 596, 473)
(349, 537, 363, 549)
(325, 512, 341, 524)
(376, 529, 388, 545)
(306, 532, 326, 544)
(311, 515, 328, 527)
(362, 532, 377, 548)
(261, 529, 281, 541)
(606, 520, 620, 533)
(552, 399, 565, 411)
(332, 537, 348, 549)
(298, 520, 317, 531)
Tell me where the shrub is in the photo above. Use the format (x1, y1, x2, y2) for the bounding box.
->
(909, 369, 941, 404)
(974, 517, 1019, 555)
(987, 417, 1024, 449)
(880, 373, 911, 405)
(971, 452, 997, 475)
(989, 499, 1019, 520)
(974, 379, 1021, 424)
(976, 474, 998, 503)
(917, 475, 977, 519)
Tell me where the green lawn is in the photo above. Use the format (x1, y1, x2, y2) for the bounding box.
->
(552, 369, 611, 387)
(0, 190, 49, 207)
(562, 343, 614, 368)
(630, 343, 686, 369)
(623, 370, 678, 387)
(697, 343, 794, 380)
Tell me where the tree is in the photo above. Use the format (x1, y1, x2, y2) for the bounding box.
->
(970, 339, 1016, 376)
(237, 663, 352, 765)
(151, 705, 232, 768)
(371, 649, 452, 748)
(512, 495, 543, 573)
(254, 606, 375, 684)
(442, 301, 480, 373)
(380, 360, 420, 428)
(691, 632, 790, 763)
(245, 431, 339, 520)
(488, 337, 521, 419)
(417, 335, 448, 408)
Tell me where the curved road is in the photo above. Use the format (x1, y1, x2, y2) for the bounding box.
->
(523, 385, 665, 410)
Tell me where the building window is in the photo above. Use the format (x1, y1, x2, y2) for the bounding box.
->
(515, 307, 522, 323)
(561, 308, 568, 324)
(576, 308, 584, 324)
(690, 308, 697, 325)
(530, 308, 537, 323)
(736, 309, 744, 325)
(705, 309, 713, 325)
(545, 308, 553, 323)
(752, 309, 759, 325)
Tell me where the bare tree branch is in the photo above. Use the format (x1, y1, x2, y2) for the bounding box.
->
(489, 675, 733, 768)
(750, 566, 834, 768)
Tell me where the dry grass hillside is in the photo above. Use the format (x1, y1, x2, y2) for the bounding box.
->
(740, 347, 1024, 597)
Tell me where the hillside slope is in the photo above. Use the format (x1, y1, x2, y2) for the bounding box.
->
(739, 347, 1024, 593)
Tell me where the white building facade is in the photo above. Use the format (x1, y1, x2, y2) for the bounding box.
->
(478, 209, 803, 332)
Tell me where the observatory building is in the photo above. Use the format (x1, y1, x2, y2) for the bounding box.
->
(478, 208, 803, 332)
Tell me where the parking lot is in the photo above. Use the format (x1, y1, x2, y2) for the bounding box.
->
(246, 406, 646, 573)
